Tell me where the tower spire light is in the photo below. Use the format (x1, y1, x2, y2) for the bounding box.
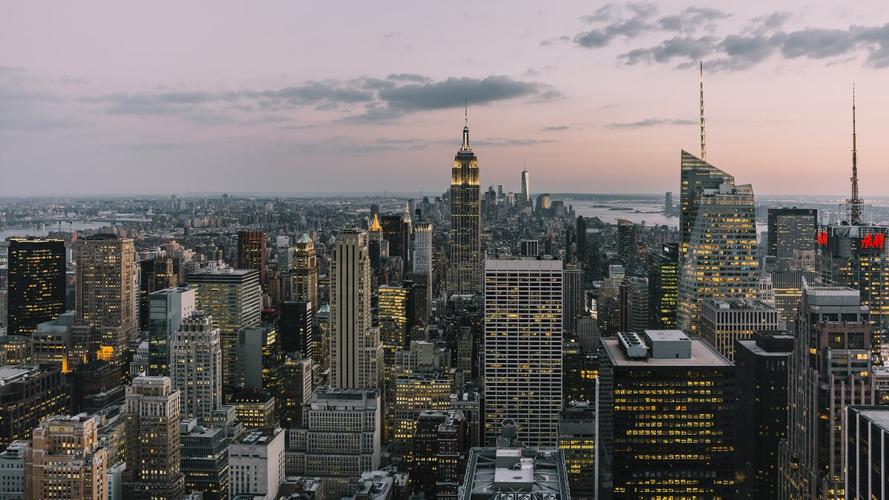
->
(461, 98, 471, 151)
(699, 61, 706, 161)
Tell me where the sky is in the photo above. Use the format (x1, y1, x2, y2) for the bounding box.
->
(2, 1, 889, 197)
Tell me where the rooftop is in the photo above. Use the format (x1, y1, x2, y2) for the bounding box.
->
(461, 447, 570, 500)
(703, 298, 776, 311)
(603, 336, 730, 367)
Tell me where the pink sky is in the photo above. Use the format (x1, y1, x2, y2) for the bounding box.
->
(2, 1, 889, 196)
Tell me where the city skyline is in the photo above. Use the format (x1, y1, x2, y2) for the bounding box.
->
(4, 1, 889, 197)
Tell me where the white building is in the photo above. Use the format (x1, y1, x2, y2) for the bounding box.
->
(229, 427, 285, 500)
(0, 441, 26, 499)
(171, 311, 223, 419)
(484, 257, 563, 447)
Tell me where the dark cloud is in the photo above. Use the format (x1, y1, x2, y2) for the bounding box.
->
(606, 118, 696, 129)
(574, 3, 658, 48)
(541, 125, 571, 132)
(658, 7, 729, 33)
(94, 74, 556, 124)
(748, 12, 792, 35)
(620, 36, 717, 65)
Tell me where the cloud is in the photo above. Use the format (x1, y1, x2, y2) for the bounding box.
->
(574, 3, 658, 48)
(606, 118, 696, 129)
(541, 125, 571, 132)
(93, 74, 557, 124)
(621, 36, 717, 65)
(473, 138, 556, 146)
(658, 7, 729, 33)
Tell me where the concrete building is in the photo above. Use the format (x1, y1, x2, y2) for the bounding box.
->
(700, 298, 782, 362)
(26, 414, 107, 500)
(229, 427, 285, 500)
(0, 366, 69, 448)
(0, 441, 26, 500)
(484, 257, 562, 446)
(172, 311, 223, 419)
(458, 447, 570, 500)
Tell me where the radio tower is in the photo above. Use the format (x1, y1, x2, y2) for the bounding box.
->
(848, 84, 863, 225)
(699, 61, 706, 161)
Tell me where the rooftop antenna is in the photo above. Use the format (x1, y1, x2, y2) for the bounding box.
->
(849, 83, 862, 225)
(699, 61, 706, 161)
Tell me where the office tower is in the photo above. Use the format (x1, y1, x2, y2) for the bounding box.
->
(123, 376, 184, 499)
(236, 326, 282, 394)
(228, 428, 285, 500)
(0, 366, 68, 448)
(278, 300, 314, 359)
(447, 113, 482, 297)
(460, 446, 570, 499)
(391, 373, 452, 460)
(846, 406, 889, 500)
(563, 264, 584, 335)
(147, 286, 196, 376)
(138, 255, 175, 332)
(26, 414, 108, 500)
(700, 298, 781, 362)
(32, 311, 74, 369)
(330, 228, 382, 390)
(679, 151, 734, 257)
(664, 191, 673, 215)
(187, 266, 261, 389)
(0, 441, 26, 499)
(277, 355, 313, 428)
(410, 410, 467, 498)
(228, 388, 276, 429)
(576, 216, 588, 262)
(381, 214, 408, 263)
(616, 219, 636, 270)
(6, 238, 65, 337)
(648, 243, 679, 329)
(772, 269, 820, 327)
(288, 388, 381, 497)
(600, 330, 737, 498)
(782, 281, 874, 499)
(677, 171, 759, 334)
(74, 234, 138, 367)
(237, 230, 267, 286)
(819, 224, 889, 363)
(291, 234, 318, 309)
(576, 315, 599, 356)
(484, 257, 562, 446)
(412, 222, 433, 324)
(520, 169, 530, 205)
(368, 214, 385, 279)
(519, 239, 539, 257)
(767, 208, 818, 271)
(179, 419, 229, 500)
(558, 399, 598, 500)
(735, 332, 793, 500)
(379, 284, 409, 362)
(171, 311, 222, 419)
(536, 193, 551, 212)
(619, 276, 648, 333)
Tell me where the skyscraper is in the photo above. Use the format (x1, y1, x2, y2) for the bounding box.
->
(228, 428, 285, 499)
(781, 281, 874, 499)
(619, 276, 649, 333)
(6, 238, 66, 337)
(378, 284, 410, 361)
(186, 265, 261, 389)
(74, 234, 138, 368)
(679, 151, 734, 257)
(767, 208, 817, 271)
(179, 419, 229, 500)
(601, 330, 737, 498)
(562, 263, 584, 335)
(846, 406, 889, 500)
(520, 169, 530, 205)
(278, 300, 314, 360)
(171, 311, 222, 419)
(677, 165, 759, 334)
(290, 233, 318, 309)
(412, 222, 433, 324)
(447, 112, 482, 296)
(484, 257, 562, 447)
(124, 376, 184, 499)
(648, 243, 679, 329)
(700, 298, 781, 362)
(237, 230, 267, 286)
(616, 219, 636, 271)
(330, 228, 382, 390)
(147, 286, 196, 376)
(0, 366, 69, 448)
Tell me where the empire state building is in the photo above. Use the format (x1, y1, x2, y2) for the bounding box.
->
(447, 116, 482, 296)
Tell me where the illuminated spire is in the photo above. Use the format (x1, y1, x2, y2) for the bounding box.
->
(461, 98, 471, 151)
(849, 83, 862, 225)
(369, 212, 382, 232)
(699, 61, 706, 161)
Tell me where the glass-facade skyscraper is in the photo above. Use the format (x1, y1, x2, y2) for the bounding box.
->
(6, 238, 66, 337)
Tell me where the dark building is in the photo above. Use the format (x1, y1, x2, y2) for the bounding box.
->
(767, 208, 817, 271)
(616, 219, 637, 272)
(6, 238, 66, 337)
(648, 243, 679, 329)
(846, 406, 889, 500)
(411, 410, 467, 499)
(180, 419, 230, 500)
(0, 365, 69, 448)
(381, 215, 408, 260)
(576, 216, 587, 262)
(237, 230, 267, 286)
(278, 300, 314, 359)
(558, 400, 598, 499)
(735, 331, 793, 499)
(138, 255, 175, 332)
(601, 330, 737, 498)
(71, 360, 126, 413)
(277, 355, 312, 428)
